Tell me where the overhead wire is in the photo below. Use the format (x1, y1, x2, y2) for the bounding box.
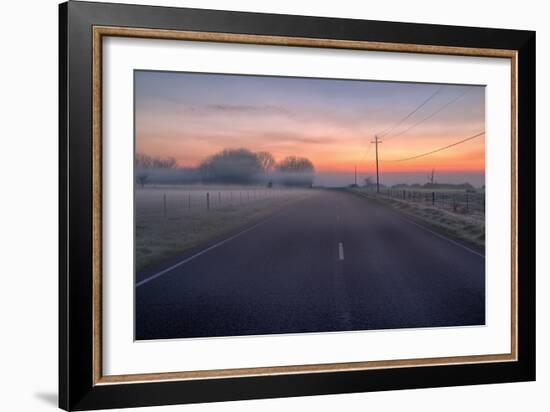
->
(383, 87, 473, 142)
(386, 131, 485, 163)
(377, 85, 444, 138)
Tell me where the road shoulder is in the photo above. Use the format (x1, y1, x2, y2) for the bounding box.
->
(346, 188, 485, 256)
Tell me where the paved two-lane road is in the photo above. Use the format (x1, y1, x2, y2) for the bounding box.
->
(136, 189, 485, 340)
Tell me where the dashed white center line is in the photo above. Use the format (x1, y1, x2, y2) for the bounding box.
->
(338, 242, 344, 261)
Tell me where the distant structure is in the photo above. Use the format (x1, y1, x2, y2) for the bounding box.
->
(371, 135, 382, 193)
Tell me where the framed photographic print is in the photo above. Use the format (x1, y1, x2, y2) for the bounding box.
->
(59, 1, 536, 410)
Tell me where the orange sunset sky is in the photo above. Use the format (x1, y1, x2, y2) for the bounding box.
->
(135, 71, 485, 187)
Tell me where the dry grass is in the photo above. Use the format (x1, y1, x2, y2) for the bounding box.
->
(136, 186, 314, 272)
(349, 189, 485, 251)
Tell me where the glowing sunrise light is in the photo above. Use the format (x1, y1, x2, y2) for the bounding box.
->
(135, 71, 485, 187)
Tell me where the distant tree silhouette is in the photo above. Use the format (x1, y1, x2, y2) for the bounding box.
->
(136, 173, 149, 187)
(199, 148, 262, 183)
(256, 151, 276, 175)
(276, 156, 315, 187)
(135, 153, 177, 186)
(135, 153, 177, 169)
(277, 156, 314, 173)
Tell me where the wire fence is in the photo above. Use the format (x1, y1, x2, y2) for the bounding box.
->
(136, 186, 301, 219)
(364, 187, 485, 215)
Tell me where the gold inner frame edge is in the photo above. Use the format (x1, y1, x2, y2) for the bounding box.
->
(91, 26, 518, 386)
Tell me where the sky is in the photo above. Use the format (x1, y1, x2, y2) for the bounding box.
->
(135, 70, 485, 187)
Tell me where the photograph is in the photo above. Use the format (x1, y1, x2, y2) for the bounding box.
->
(134, 70, 487, 340)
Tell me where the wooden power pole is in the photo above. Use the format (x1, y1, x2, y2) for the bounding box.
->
(371, 135, 382, 193)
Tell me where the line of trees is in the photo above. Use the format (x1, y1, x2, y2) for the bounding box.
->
(135, 153, 177, 169)
(275, 156, 315, 187)
(199, 149, 315, 186)
(199, 149, 265, 184)
(135, 148, 315, 187)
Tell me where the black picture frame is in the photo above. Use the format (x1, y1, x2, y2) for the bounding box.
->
(59, 1, 536, 410)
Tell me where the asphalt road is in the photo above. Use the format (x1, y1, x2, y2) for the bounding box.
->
(136, 189, 485, 340)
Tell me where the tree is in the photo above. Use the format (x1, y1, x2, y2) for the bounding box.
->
(277, 156, 314, 173)
(136, 173, 149, 187)
(199, 148, 263, 184)
(276, 156, 315, 187)
(135, 153, 177, 169)
(256, 151, 276, 175)
(135, 153, 177, 186)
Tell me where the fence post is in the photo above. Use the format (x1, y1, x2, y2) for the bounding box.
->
(432, 192, 435, 207)
(206, 192, 210, 211)
(163, 193, 167, 218)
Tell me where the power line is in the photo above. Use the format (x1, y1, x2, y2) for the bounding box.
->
(377, 86, 444, 138)
(386, 131, 485, 163)
(384, 87, 473, 142)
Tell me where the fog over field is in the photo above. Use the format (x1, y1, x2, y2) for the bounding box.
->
(135, 165, 484, 189)
(313, 171, 484, 188)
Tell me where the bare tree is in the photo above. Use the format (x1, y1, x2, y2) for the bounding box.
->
(277, 156, 315, 173)
(276, 156, 315, 187)
(135, 153, 178, 169)
(135, 153, 178, 186)
(136, 173, 149, 187)
(199, 148, 262, 184)
(256, 151, 276, 175)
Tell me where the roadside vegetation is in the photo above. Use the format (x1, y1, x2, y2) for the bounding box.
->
(136, 185, 315, 273)
(349, 188, 485, 252)
(135, 150, 318, 273)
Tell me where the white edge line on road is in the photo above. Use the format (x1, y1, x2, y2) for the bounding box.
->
(136, 194, 318, 288)
(136, 218, 273, 288)
(399, 215, 485, 259)
(338, 242, 345, 260)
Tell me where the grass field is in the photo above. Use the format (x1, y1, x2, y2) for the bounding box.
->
(349, 188, 485, 252)
(135, 185, 315, 272)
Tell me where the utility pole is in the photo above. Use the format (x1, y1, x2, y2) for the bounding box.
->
(371, 135, 382, 193)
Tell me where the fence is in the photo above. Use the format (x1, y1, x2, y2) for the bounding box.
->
(367, 188, 485, 215)
(136, 187, 289, 219)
